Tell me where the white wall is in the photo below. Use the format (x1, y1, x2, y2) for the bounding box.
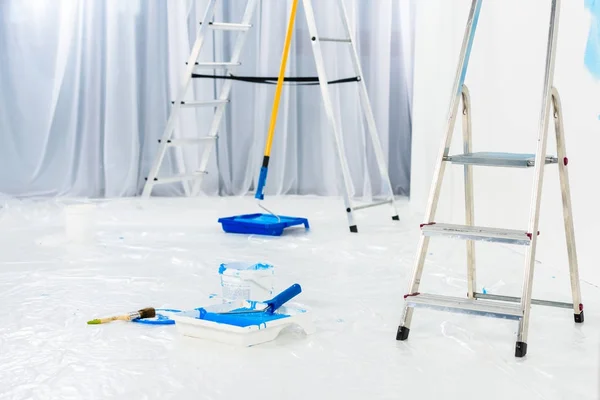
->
(410, 0, 600, 284)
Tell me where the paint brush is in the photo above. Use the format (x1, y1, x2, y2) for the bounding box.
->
(87, 307, 156, 325)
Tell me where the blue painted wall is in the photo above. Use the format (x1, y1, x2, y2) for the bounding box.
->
(585, 0, 600, 78)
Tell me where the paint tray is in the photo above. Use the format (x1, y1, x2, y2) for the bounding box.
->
(217, 213, 309, 236)
(171, 299, 315, 347)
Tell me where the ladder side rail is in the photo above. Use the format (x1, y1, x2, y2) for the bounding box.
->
(190, 0, 259, 196)
(303, 0, 358, 231)
(142, 0, 220, 198)
(397, 0, 483, 338)
(335, 0, 399, 219)
(551, 87, 584, 322)
(516, 0, 561, 354)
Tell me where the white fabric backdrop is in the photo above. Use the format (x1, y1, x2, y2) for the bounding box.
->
(0, 0, 415, 199)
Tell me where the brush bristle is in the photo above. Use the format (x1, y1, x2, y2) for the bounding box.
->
(138, 307, 156, 319)
(87, 319, 101, 325)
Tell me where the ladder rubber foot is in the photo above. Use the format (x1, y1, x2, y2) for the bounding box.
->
(392, 215, 400, 221)
(396, 326, 410, 341)
(574, 311, 584, 323)
(515, 341, 528, 358)
(349, 225, 358, 233)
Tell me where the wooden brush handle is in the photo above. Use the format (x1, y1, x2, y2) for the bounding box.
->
(89, 311, 141, 325)
(98, 315, 133, 324)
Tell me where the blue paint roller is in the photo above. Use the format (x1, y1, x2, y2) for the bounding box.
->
(197, 284, 302, 327)
(216, 0, 309, 237)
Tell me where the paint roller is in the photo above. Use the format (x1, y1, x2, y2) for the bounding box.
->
(197, 283, 302, 327)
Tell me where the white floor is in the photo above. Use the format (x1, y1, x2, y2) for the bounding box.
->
(0, 195, 598, 400)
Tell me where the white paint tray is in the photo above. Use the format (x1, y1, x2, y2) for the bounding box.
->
(171, 299, 315, 347)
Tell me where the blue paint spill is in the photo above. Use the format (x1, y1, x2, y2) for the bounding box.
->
(585, 0, 600, 79)
(208, 294, 218, 299)
(482, 287, 488, 294)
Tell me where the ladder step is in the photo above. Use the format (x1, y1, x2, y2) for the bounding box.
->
(171, 100, 228, 107)
(352, 199, 393, 211)
(421, 223, 535, 245)
(444, 152, 558, 168)
(192, 62, 241, 69)
(474, 292, 574, 309)
(159, 138, 217, 147)
(405, 293, 523, 320)
(318, 37, 351, 43)
(147, 172, 207, 185)
(200, 22, 252, 31)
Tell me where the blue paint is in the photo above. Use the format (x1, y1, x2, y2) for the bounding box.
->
(196, 307, 289, 327)
(457, 0, 483, 94)
(482, 287, 488, 294)
(255, 166, 269, 200)
(218, 262, 274, 275)
(131, 308, 182, 325)
(195, 283, 301, 328)
(585, 0, 600, 79)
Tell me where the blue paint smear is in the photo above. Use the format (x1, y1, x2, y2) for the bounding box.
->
(218, 262, 273, 275)
(457, 0, 483, 94)
(196, 307, 289, 327)
(585, 0, 600, 79)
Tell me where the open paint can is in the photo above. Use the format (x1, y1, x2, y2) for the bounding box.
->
(218, 262, 274, 302)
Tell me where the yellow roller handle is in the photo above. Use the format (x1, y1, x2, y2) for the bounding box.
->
(263, 0, 299, 157)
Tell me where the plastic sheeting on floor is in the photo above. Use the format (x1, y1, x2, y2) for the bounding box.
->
(0, 195, 598, 399)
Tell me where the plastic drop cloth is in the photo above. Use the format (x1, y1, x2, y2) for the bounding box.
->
(0, 195, 598, 399)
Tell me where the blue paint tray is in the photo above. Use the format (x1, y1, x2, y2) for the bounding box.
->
(218, 213, 309, 236)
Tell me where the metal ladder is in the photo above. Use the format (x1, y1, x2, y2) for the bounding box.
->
(141, 0, 258, 198)
(396, 0, 583, 358)
(301, 0, 399, 232)
(142, 0, 400, 233)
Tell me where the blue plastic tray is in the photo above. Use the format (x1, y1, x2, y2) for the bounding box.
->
(218, 213, 309, 236)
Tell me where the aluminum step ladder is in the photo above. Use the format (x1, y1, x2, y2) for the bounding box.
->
(396, 0, 583, 358)
(142, 0, 400, 233)
(301, 0, 400, 232)
(141, 0, 258, 198)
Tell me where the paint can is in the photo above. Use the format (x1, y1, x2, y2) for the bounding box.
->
(219, 262, 274, 302)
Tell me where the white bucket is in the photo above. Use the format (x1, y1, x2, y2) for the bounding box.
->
(219, 262, 274, 302)
(64, 204, 97, 244)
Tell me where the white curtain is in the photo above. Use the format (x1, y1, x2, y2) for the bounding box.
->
(0, 0, 415, 199)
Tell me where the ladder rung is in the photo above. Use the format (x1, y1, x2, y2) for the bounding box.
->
(147, 172, 207, 185)
(421, 223, 535, 245)
(474, 292, 574, 309)
(171, 100, 228, 107)
(405, 293, 523, 320)
(200, 22, 252, 31)
(318, 37, 351, 43)
(160, 138, 217, 147)
(444, 152, 558, 168)
(352, 199, 393, 211)
(192, 62, 240, 69)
